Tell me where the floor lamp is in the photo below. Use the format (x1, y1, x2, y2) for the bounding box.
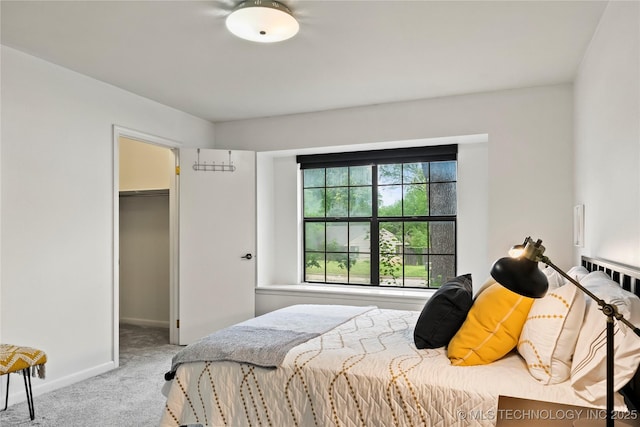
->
(491, 237, 640, 427)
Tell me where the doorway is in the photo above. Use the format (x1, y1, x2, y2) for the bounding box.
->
(113, 126, 181, 367)
(119, 138, 172, 329)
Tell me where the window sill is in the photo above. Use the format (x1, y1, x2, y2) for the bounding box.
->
(255, 283, 435, 303)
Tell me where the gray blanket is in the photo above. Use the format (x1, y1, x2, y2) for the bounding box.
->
(168, 304, 375, 376)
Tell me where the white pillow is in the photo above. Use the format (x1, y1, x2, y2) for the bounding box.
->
(541, 266, 566, 289)
(518, 282, 586, 384)
(570, 271, 640, 403)
(565, 265, 590, 283)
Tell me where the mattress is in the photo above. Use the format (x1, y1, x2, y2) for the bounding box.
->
(161, 308, 611, 427)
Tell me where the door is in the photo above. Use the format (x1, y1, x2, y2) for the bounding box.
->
(178, 148, 256, 345)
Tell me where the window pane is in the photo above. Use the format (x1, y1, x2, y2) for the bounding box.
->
(403, 184, 427, 216)
(349, 253, 370, 284)
(430, 161, 456, 182)
(379, 254, 402, 286)
(430, 183, 456, 215)
(349, 187, 372, 217)
(403, 221, 428, 287)
(305, 223, 325, 251)
(404, 258, 428, 288)
(303, 169, 324, 188)
(379, 222, 403, 286)
(327, 167, 348, 187)
(379, 222, 403, 253)
(403, 163, 428, 184)
(378, 164, 402, 185)
(303, 188, 325, 217)
(304, 252, 325, 282)
(326, 252, 349, 283)
(429, 222, 455, 254)
(326, 187, 348, 217)
(378, 185, 402, 216)
(326, 222, 348, 251)
(349, 222, 370, 253)
(349, 166, 372, 186)
(405, 222, 429, 255)
(429, 255, 455, 287)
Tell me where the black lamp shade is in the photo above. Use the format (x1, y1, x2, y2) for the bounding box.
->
(490, 256, 549, 298)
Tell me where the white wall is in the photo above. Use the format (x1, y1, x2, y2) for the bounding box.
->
(0, 46, 216, 401)
(217, 84, 576, 307)
(119, 137, 174, 191)
(574, 1, 640, 267)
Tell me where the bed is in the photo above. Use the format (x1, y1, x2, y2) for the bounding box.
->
(160, 257, 640, 427)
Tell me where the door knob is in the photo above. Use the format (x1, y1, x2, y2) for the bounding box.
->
(241, 253, 253, 260)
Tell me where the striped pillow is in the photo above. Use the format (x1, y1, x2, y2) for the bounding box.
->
(448, 283, 533, 366)
(571, 271, 640, 403)
(518, 282, 585, 384)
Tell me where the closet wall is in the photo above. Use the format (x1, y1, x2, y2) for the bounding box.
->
(119, 137, 173, 327)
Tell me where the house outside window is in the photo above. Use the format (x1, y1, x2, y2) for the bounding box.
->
(298, 145, 457, 289)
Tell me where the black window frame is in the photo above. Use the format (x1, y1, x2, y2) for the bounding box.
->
(298, 145, 458, 289)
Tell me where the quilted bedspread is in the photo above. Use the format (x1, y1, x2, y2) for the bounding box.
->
(161, 308, 604, 427)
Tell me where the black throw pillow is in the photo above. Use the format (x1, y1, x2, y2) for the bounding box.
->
(413, 274, 473, 349)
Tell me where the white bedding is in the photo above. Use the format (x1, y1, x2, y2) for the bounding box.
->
(161, 308, 615, 427)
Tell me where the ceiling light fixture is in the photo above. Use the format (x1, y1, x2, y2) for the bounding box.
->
(226, 0, 299, 43)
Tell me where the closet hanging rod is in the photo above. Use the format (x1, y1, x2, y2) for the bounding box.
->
(193, 149, 236, 172)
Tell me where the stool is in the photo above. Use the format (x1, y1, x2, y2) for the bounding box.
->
(0, 344, 47, 420)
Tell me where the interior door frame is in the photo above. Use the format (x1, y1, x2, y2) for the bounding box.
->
(112, 125, 182, 366)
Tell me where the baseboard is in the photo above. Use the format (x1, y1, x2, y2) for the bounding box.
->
(119, 317, 170, 328)
(2, 361, 115, 407)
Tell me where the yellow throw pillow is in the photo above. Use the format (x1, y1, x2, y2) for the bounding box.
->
(448, 283, 534, 366)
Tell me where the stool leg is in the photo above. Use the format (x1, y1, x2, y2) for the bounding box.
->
(2, 374, 9, 411)
(21, 369, 34, 420)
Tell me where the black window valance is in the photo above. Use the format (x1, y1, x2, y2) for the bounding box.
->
(296, 144, 457, 169)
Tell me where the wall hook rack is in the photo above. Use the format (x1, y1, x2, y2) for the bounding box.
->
(193, 149, 236, 172)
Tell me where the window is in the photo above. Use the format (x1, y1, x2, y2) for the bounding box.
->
(298, 145, 457, 288)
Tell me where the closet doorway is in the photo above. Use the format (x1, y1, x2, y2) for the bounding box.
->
(112, 126, 256, 359)
(116, 131, 179, 357)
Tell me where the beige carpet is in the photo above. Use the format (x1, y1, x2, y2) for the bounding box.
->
(0, 324, 180, 426)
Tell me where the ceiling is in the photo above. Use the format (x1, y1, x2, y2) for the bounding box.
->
(1, 1, 608, 123)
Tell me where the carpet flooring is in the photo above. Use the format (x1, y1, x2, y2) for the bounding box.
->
(0, 324, 181, 426)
